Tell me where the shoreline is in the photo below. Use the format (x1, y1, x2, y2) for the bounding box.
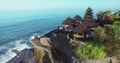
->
(6, 29, 57, 63)
(7, 29, 120, 63)
(5, 9, 120, 63)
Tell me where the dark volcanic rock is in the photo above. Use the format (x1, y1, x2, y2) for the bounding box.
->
(20, 41, 25, 44)
(30, 36, 61, 63)
(7, 49, 36, 63)
(12, 50, 19, 55)
(7, 30, 81, 63)
(50, 33, 80, 63)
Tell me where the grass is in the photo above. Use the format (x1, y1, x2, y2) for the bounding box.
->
(74, 42, 106, 59)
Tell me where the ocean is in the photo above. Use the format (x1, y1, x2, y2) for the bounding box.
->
(0, 17, 64, 63)
(0, 9, 115, 63)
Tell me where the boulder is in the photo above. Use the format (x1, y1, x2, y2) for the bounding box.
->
(20, 41, 25, 44)
(81, 57, 119, 63)
(12, 50, 19, 55)
(30, 36, 55, 63)
(7, 49, 36, 63)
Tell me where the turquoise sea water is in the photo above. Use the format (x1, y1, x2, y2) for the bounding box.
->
(0, 9, 118, 63)
(0, 10, 85, 63)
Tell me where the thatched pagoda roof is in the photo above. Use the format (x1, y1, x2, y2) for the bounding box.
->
(74, 24, 87, 33)
(86, 11, 93, 14)
(84, 7, 94, 22)
(84, 18, 95, 22)
(86, 7, 93, 12)
(73, 15, 82, 21)
(85, 14, 93, 17)
(62, 17, 75, 25)
(85, 7, 93, 14)
(83, 21, 97, 27)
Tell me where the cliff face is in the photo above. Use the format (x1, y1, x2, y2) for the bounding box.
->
(7, 30, 119, 63)
(29, 31, 81, 63)
(7, 29, 81, 63)
(30, 36, 55, 63)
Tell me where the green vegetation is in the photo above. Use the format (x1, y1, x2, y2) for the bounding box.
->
(94, 26, 106, 42)
(103, 10, 112, 16)
(94, 20, 120, 56)
(113, 11, 120, 20)
(74, 10, 120, 59)
(74, 42, 106, 59)
(97, 10, 120, 21)
(97, 10, 112, 16)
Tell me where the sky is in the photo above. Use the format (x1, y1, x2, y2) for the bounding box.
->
(0, 0, 120, 25)
(0, 0, 120, 11)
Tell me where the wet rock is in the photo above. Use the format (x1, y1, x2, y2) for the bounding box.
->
(7, 49, 36, 63)
(12, 50, 19, 55)
(20, 41, 25, 44)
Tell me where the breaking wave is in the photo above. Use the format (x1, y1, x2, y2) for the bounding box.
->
(0, 39, 31, 63)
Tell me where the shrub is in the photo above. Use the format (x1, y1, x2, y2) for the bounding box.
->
(74, 42, 106, 59)
(94, 26, 106, 43)
(94, 21, 120, 56)
(104, 21, 120, 55)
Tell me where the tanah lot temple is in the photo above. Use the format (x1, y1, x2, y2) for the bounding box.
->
(62, 7, 97, 40)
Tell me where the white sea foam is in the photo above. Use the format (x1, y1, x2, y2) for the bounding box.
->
(0, 39, 31, 63)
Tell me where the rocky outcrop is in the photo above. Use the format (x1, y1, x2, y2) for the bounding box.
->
(49, 33, 81, 63)
(81, 56, 119, 63)
(7, 49, 36, 63)
(7, 30, 79, 63)
(7, 30, 120, 63)
(29, 30, 81, 63)
(12, 50, 19, 55)
(30, 36, 55, 63)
